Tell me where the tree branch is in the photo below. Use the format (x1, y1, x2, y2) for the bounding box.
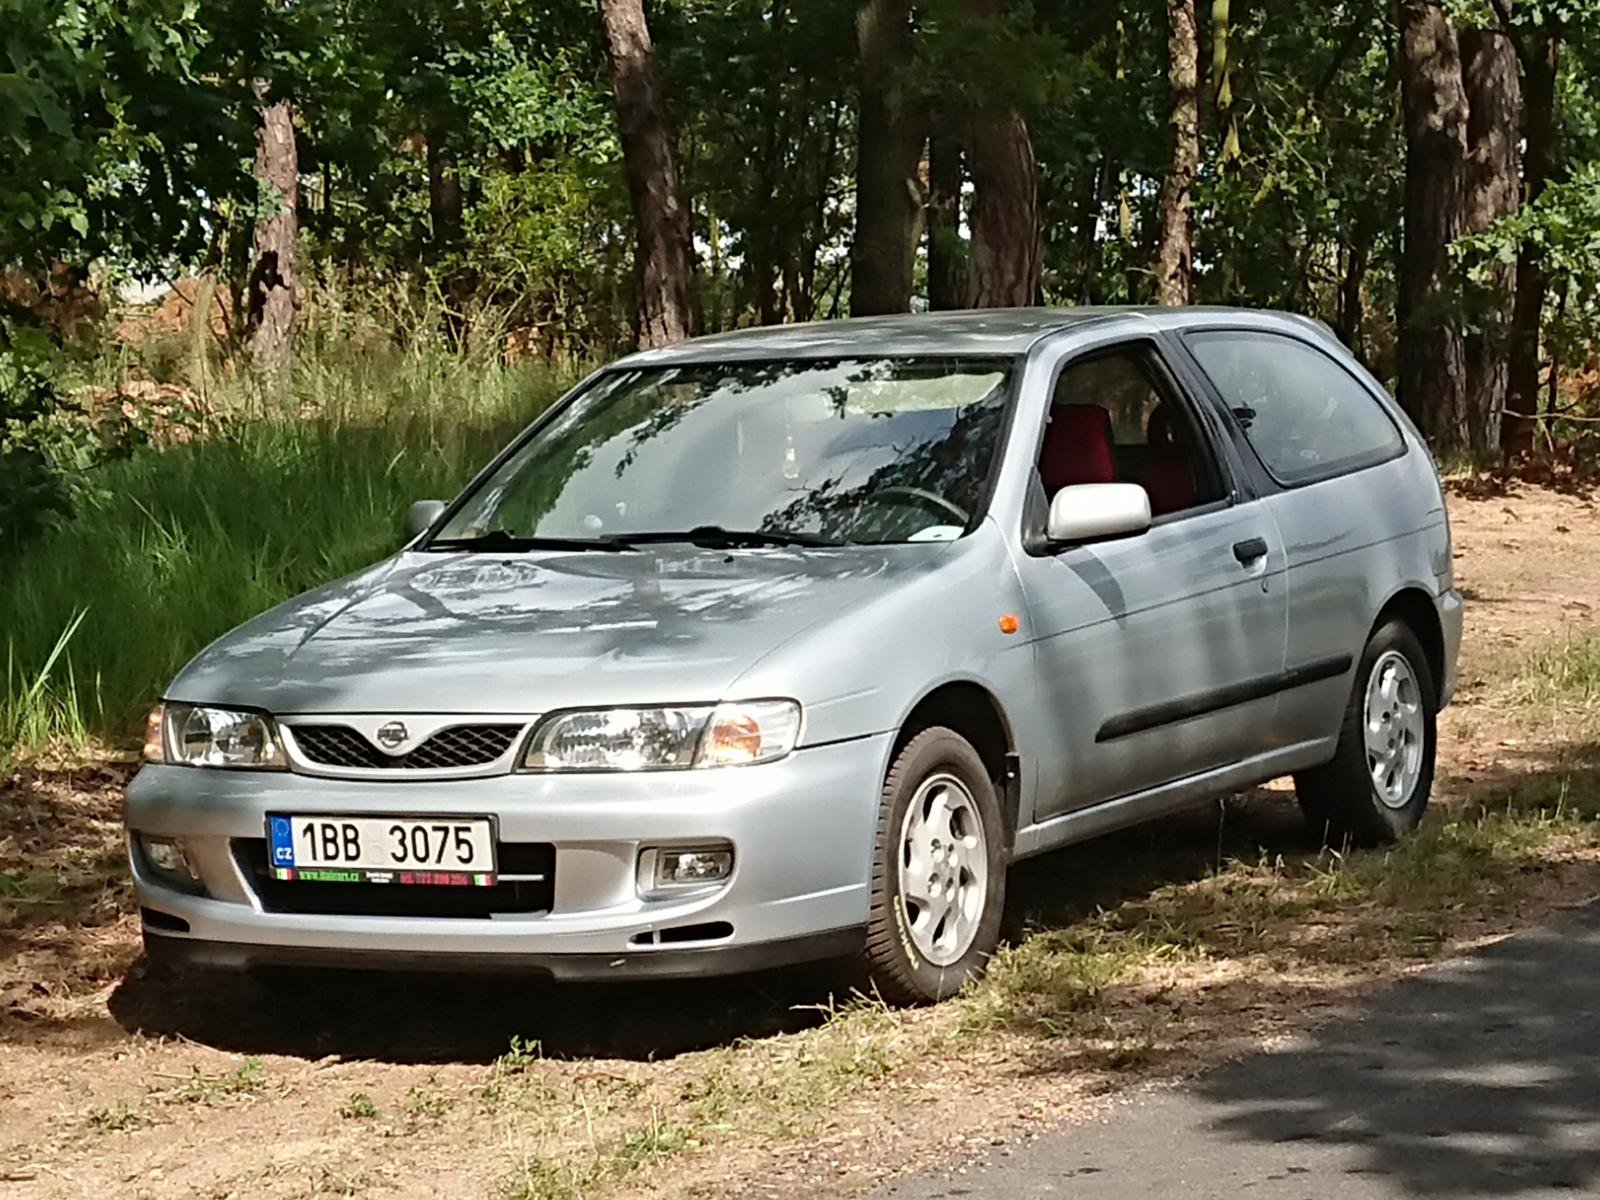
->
(1311, 0, 1379, 106)
(1485, 0, 1534, 74)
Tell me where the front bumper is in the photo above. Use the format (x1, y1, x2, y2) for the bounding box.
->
(126, 732, 890, 978)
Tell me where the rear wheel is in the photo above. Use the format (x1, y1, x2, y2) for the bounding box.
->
(1295, 619, 1437, 846)
(863, 727, 1006, 1005)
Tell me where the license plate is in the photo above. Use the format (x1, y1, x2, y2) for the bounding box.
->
(266, 814, 497, 886)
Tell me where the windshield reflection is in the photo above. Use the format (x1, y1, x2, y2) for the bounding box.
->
(430, 357, 1017, 548)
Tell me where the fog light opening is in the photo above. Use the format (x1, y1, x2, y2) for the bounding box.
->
(637, 844, 734, 896)
(656, 846, 733, 889)
(139, 835, 202, 891)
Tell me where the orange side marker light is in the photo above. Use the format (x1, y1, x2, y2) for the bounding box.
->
(998, 613, 1021, 636)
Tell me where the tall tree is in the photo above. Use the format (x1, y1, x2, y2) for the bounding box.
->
(598, 0, 694, 348)
(246, 81, 300, 379)
(1487, 0, 1561, 460)
(967, 113, 1040, 305)
(1397, 0, 1470, 447)
(963, 0, 1040, 307)
(1459, 23, 1520, 456)
(851, 0, 923, 315)
(1154, 0, 1199, 306)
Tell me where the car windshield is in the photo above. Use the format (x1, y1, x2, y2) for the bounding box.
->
(428, 357, 1016, 548)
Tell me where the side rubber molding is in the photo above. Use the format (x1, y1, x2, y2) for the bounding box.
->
(1096, 654, 1353, 743)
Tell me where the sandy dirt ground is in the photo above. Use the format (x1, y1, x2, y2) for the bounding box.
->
(2, 481, 1598, 1200)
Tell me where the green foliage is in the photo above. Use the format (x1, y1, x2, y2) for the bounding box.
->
(0, 333, 571, 751)
(0, 0, 243, 268)
(1456, 159, 1600, 445)
(0, 326, 73, 550)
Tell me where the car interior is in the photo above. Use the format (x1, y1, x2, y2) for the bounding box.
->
(1038, 349, 1224, 518)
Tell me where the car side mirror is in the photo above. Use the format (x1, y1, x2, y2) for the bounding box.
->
(406, 500, 447, 539)
(1046, 483, 1152, 544)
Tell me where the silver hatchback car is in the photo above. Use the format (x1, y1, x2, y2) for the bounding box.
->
(129, 308, 1462, 1003)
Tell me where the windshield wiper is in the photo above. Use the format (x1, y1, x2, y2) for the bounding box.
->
(424, 529, 632, 553)
(609, 525, 848, 549)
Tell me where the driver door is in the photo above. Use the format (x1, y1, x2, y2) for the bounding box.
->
(1014, 339, 1289, 820)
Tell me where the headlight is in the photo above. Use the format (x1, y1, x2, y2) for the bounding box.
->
(522, 700, 801, 771)
(161, 703, 287, 770)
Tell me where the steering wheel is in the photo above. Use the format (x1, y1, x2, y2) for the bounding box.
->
(860, 486, 970, 525)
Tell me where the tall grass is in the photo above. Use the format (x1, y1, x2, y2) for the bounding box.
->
(1, 323, 576, 755)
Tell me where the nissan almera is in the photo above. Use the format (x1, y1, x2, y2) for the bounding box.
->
(128, 308, 1462, 1003)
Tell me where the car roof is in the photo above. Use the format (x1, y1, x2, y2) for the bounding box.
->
(612, 307, 1327, 366)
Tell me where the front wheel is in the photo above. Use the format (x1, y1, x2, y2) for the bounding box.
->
(863, 727, 1006, 1005)
(1295, 619, 1438, 846)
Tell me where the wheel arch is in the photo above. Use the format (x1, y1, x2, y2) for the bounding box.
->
(891, 680, 1020, 847)
(1373, 586, 1446, 703)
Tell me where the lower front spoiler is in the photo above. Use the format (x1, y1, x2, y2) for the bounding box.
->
(143, 925, 866, 983)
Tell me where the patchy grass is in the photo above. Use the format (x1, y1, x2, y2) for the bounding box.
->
(339, 1091, 379, 1121)
(1523, 634, 1600, 712)
(505, 1116, 698, 1200)
(476, 762, 1600, 1197)
(162, 1057, 268, 1106)
(405, 1084, 453, 1122)
(86, 1098, 150, 1132)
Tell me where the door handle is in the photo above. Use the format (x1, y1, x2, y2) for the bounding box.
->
(1233, 537, 1269, 566)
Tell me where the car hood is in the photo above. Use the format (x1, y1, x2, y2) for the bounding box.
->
(169, 545, 946, 714)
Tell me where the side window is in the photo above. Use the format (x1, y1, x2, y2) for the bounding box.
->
(1186, 331, 1404, 486)
(1038, 347, 1226, 518)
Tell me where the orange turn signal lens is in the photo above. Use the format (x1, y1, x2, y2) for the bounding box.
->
(998, 614, 1021, 635)
(142, 705, 166, 763)
(703, 712, 764, 766)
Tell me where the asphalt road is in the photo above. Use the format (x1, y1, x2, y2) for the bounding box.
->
(875, 902, 1600, 1199)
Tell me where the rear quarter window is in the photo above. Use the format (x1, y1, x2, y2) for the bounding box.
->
(1185, 331, 1404, 486)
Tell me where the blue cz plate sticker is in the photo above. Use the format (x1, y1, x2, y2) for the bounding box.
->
(268, 815, 296, 870)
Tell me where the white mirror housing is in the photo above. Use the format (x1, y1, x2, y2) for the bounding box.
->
(406, 499, 447, 538)
(1046, 483, 1153, 544)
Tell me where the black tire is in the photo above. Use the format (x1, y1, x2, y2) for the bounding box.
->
(863, 727, 1007, 1005)
(1295, 619, 1438, 847)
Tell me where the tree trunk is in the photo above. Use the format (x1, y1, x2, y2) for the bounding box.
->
(1459, 26, 1520, 457)
(246, 83, 298, 381)
(598, 0, 694, 348)
(851, 0, 922, 316)
(967, 112, 1040, 307)
(926, 132, 968, 310)
(1337, 240, 1369, 356)
(1154, 0, 1199, 307)
(1398, 1, 1470, 448)
(425, 122, 463, 258)
(424, 119, 474, 340)
(1503, 27, 1558, 462)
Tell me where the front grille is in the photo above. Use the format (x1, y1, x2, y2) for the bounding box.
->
(289, 724, 523, 771)
(233, 839, 554, 918)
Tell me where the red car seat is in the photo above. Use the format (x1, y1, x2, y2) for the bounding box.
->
(1039, 404, 1116, 496)
(1141, 404, 1198, 515)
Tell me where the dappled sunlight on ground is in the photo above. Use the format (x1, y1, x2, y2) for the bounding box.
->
(2, 484, 1600, 1198)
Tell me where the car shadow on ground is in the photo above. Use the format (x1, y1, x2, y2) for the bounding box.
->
(104, 790, 1317, 1065)
(1189, 899, 1600, 1196)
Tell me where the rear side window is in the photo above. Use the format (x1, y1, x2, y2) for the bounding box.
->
(1186, 331, 1403, 486)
